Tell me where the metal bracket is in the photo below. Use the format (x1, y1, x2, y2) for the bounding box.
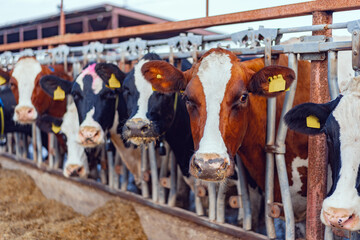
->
(299, 35, 327, 61)
(231, 26, 278, 48)
(119, 37, 147, 56)
(167, 33, 202, 52)
(50, 44, 70, 63)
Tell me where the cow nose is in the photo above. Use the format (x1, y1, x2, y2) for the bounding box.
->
(15, 106, 36, 123)
(123, 118, 151, 137)
(65, 164, 86, 178)
(190, 153, 230, 181)
(322, 208, 357, 229)
(78, 126, 101, 146)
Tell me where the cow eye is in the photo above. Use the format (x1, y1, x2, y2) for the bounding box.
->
(240, 94, 248, 103)
(183, 95, 197, 110)
(72, 91, 82, 101)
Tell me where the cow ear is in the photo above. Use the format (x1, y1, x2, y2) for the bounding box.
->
(36, 114, 63, 134)
(95, 63, 126, 91)
(247, 65, 295, 97)
(284, 100, 339, 135)
(40, 75, 73, 101)
(0, 69, 10, 86)
(141, 60, 190, 93)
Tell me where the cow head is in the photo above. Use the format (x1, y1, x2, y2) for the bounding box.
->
(285, 76, 360, 231)
(37, 102, 88, 178)
(7, 57, 67, 124)
(40, 63, 126, 148)
(141, 48, 294, 181)
(121, 53, 188, 146)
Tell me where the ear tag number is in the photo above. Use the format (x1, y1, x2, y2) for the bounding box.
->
(306, 115, 320, 129)
(0, 76, 6, 85)
(268, 74, 286, 93)
(109, 74, 121, 88)
(51, 123, 61, 134)
(54, 86, 65, 101)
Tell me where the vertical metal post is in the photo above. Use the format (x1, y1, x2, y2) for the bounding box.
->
(54, 136, 61, 169)
(194, 179, 204, 216)
(121, 164, 128, 191)
(48, 133, 55, 168)
(264, 36, 276, 239)
(236, 155, 252, 230)
(306, 11, 332, 240)
(36, 126, 42, 166)
(141, 144, 149, 198)
(148, 141, 159, 202)
(274, 53, 298, 240)
(159, 143, 170, 204)
(100, 144, 107, 184)
(32, 124, 37, 162)
(168, 150, 177, 207)
(6, 133, 12, 154)
(14, 132, 21, 157)
(216, 182, 226, 223)
(328, 50, 339, 100)
(107, 150, 114, 188)
(113, 151, 120, 189)
(208, 182, 216, 221)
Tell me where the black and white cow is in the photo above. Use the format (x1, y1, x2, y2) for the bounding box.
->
(285, 76, 360, 231)
(121, 53, 194, 177)
(40, 63, 142, 182)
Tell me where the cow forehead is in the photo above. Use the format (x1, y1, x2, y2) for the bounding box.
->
(12, 58, 42, 84)
(76, 63, 103, 94)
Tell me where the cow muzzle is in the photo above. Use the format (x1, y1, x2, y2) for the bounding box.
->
(122, 118, 156, 146)
(322, 207, 360, 230)
(14, 106, 37, 124)
(78, 126, 103, 147)
(189, 153, 233, 181)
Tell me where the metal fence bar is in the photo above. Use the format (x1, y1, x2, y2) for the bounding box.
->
(141, 144, 150, 198)
(167, 150, 177, 207)
(327, 50, 340, 99)
(216, 182, 227, 223)
(236, 155, 252, 230)
(208, 182, 216, 221)
(274, 52, 298, 240)
(148, 141, 159, 202)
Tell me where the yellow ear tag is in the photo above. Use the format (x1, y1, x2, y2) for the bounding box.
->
(156, 74, 162, 79)
(152, 86, 157, 92)
(109, 74, 121, 89)
(0, 76, 6, 85)
(306, 115, 320, 129)
(268, 74, 286, 93)
(53, 86, 65, 101)
(51, 123, 61, 134)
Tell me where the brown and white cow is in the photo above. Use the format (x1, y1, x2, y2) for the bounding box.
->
(7, 56, 71, 124)
(141, 48, 310, 220)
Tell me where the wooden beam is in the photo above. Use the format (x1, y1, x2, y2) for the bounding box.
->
(0, 0, 359, 51)
(111, 10, 119, 44)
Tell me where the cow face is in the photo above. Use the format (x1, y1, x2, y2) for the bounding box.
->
(40, 63, 126, 148)
(285, 76, 360, 231)
(141, 48, 294, 181)
(8, 57, 61, 124)
(37, 102, 88, 178)
(121, 53, 180, 146)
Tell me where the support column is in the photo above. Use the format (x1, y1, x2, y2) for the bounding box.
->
(306, 11, 332, 240)
(111, 10, 119, 44)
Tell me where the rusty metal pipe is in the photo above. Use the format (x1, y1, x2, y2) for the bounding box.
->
(306, 11, 332, 240)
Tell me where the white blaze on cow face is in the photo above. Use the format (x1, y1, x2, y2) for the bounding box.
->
(61, 102, 88, 178)
(12, 58, 42, 122)
(131, 59, 152, 121)
(321, 93, 360, 230)
(195, 52, 231, 161)
(78, 107, 104, 147)
(76, 63, 103, 94)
